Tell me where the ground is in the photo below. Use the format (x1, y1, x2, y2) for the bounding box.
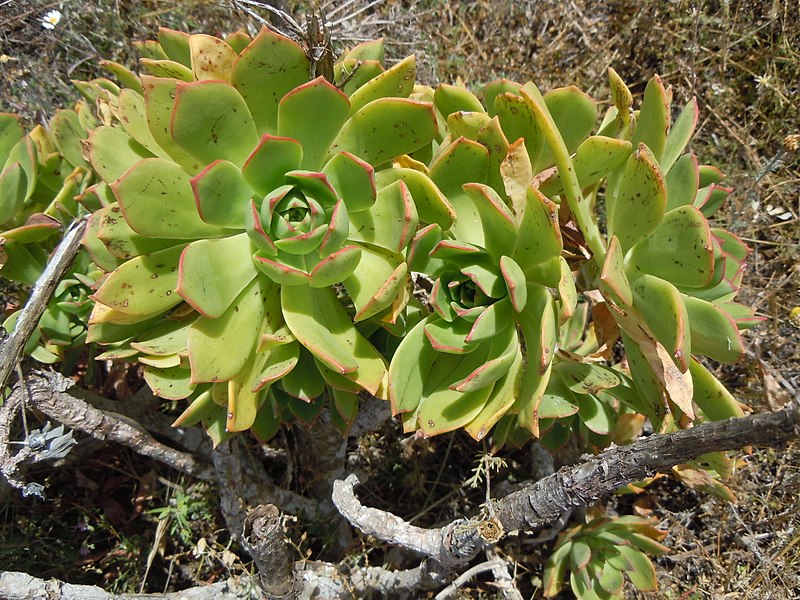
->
(0, 0, 798, 598)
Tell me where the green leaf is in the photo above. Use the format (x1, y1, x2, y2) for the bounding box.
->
(558, 361, 621, 395)
(514, 185, 563, 268)
(349, 55, 416, 114)
(143, 366, 195, 400)
(322, 151, 376, 213)
(254, 341, 299, 390)
(628, 206, 714, 288)
(543, 540, 573, 597)
(0, 163, 26, 225)
(92, 243, 186, 316)
(328, 98, 438, 166)
(280, 346, 326, 401)
(131, 319, 191, 356)
(536, 85, 597, 170)
(191, 159, 253, 227)
(493, 92, 543, 166)
(689, 358, 744, 421)
(157, 27, 191, 67)
(0, 113, 24, 165)
(187, 276, 269, 383)
(112, 157, 227, 239)
(375, 167, 455, 230)
(95, 204, 180, 260)
(88, 126, 152, 181)
(683, 295, 745, 363)
(343, 244, 407, 321)
(460, 183, 517, 258)
(388, 316, 438, 415)
(430, 137, 489, 199)
(482, 79, 521, 117)
(140, 76, 202, 173)
(177, 233, 258, 318)
(500, 255, 527, 312)
(281, 285, 386, 395)
(171, 80, 259, 166)
(49, 109, 89, 168)
(537, 374, 579, 419)
(434, 83, 485, 118)
(630, 275, 690, 372)
(615, 546, 658, 592)
(140, 58, 194, 81)
(347, 180, 417, 253)
(607, 144, 667, 252)
(172, 389, 215, 428)
(278, 77, 350, 170)
(571, 540, 593, 571)
(538, 136, 632, 197)
(117, 89, 170, 160)
(241, 135, 303, 197)
(665, 152, 699, 210)
(308, 245, 363, 288)
(464, 351, 522, 441)
(452, 325, 518, 391)
(661, 98, 698, 173)
(632, 75, 669, 161)
(576, 392, 615, 435)
(231, 27, 310, 135)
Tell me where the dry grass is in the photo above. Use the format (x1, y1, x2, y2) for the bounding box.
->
(1, 0, 798, 597)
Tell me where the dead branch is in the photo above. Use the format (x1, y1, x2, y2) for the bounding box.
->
(0, 570, 253, 600)
(4, 370, 215, 484)
(0, 217, 88, 390)
(332, 401, 800, 568)
(243, 505, 294, 599)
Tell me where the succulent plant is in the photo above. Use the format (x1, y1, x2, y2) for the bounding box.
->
(389, 70, 760, 445)
(74, 28, 459, 443)
(543, 516, 669, 599)
(1, 106, 99, 362)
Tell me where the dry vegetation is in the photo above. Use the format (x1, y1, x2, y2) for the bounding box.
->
(1, 0, 798, 597)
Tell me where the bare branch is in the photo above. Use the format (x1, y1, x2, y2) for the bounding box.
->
(7, 370, 215, 482)
(0, 217, 88, 390)
(332, 403, 800, 568)
(0, 570, 253, 599)
(243, 505, 294, 599)
(493, 401, 800, 533)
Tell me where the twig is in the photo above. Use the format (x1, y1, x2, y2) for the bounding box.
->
(0, 217, 88, 390)
(433, 559, 506, 599)
(484, 547, 524, 600)
(5, 369, 215, 482)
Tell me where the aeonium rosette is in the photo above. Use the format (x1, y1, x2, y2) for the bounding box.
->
(78, 27, 441, 442)
(389, 178, 576, 440)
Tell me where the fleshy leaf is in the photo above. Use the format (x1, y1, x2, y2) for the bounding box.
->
(328, 98, 438, 166)
(191, 159, 253, 227)
(343, 244, 408, 321)
(92, 243, 186, 316)
(144, 366, 194, 400)
(607, 144, 667, 252)
(241, 135, 303, 197)
(281, 285, 386, 394)
(665, 152, 699, 210)
(189, 34, 237, 81)
(689, 357, 744, 421)
(348, 180, 416, 252)
(349, 55, 416, 114)
(631, 274, 690, 372)
(171, 80, 259, 166)
(683, 295, 745, 363)
(177, 233, 258, 318)
(231, 27, 310, 135)
(187, 277, 269, 383)
(321, 152, 376, 213)
(375, 168, 455, 230)
(88, 126, 152, 182)
(112, 158, 227, 239)
(628, 206, 714, 288)
(632, 75, 670, 161)
(278, 77, 350, 170)
(661, 98, 698, 173)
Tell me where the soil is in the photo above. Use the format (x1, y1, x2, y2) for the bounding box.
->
(1, 0, 798, 598)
